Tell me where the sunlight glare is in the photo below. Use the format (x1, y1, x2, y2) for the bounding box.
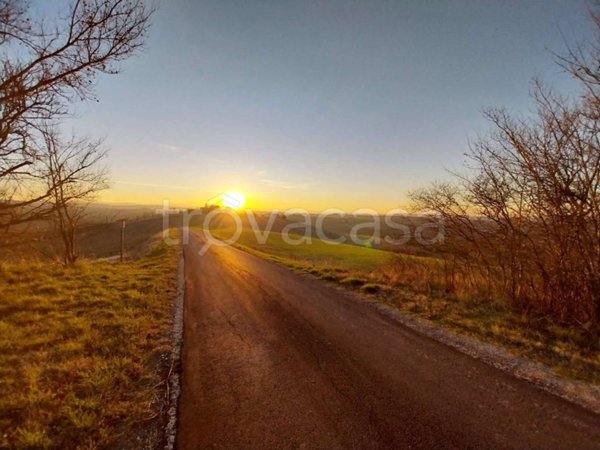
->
(222, 192, 246, 209)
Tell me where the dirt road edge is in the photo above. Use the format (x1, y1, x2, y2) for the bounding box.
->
(351, 292, 600, 414)
(164, 248, 185, 449)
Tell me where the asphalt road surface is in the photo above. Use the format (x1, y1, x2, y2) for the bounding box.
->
(177, 232, 600, 449)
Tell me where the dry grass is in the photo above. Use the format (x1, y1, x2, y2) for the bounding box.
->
(0, 234, 180, 449)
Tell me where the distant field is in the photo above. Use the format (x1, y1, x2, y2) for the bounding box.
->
(208, 228, 395, 272)
(195, 209, 442, 256)
(206, 227, 600, 385)
(0, 214, 182, 262)
(0, 233, 180, 449)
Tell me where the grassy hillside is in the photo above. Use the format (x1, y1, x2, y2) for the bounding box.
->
(207, 228, 600, 385)
(0, 235, 180, 449)
(195, 210, 440, 256)
(0, 214, 182, 262)
(210, 228, 395, 271)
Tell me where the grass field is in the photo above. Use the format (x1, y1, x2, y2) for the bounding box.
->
(208, 227, 600, 385)
(0, 234, 180, 449)
(208, 228, 395, 271)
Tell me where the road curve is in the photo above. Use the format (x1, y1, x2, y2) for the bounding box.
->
(177, 232, 600, 449)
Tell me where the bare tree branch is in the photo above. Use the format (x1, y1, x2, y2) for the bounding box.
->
(0, 0, 153, 227)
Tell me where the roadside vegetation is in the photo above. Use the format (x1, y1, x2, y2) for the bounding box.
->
(410, 13, 600, 350)
(208, 227, 600, 384)
(0, 235, 179, 449)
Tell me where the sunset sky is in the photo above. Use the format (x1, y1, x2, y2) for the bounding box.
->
(61, 0, 594, 212)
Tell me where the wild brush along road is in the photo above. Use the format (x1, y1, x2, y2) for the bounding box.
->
(177, 232, 600, 449)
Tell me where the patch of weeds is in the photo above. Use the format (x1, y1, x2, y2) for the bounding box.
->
(361, 283, 382, 294)
(319, 273, 338, 282)
(406, 302, 424, 314)
(340, 276, 366, 288)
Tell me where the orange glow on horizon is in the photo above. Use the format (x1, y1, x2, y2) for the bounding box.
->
(97, 184, 409, 213)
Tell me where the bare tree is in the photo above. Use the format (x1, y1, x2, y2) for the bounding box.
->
(40, 128, 108, 265)
(409, 5, 600, 345)
(0, 0, 152, 227)
(411, 78, 600, 345)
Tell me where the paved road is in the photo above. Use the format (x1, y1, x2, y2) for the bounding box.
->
(177, 233, 600, 449)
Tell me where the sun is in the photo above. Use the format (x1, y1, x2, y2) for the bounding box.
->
(221, 192, 247, 209)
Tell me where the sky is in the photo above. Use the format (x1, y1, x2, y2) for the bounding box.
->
(58, 0, 596, 211)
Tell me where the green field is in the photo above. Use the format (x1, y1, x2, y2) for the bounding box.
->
(208, 228, 395, 272)
(0, 235, 180, 449)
